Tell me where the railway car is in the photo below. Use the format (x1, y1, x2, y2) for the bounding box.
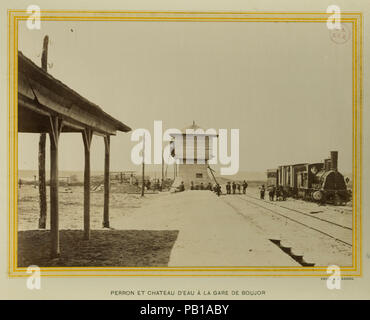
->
(267, 151, 350, 205)
(266, 169, 278, 189)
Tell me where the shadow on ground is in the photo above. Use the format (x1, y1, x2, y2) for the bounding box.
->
(18, 229, 179, 267)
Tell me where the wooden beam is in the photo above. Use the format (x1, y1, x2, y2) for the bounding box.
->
(82, 129, 93, 240)
(19, 76, 119, 135)
(103, 135, 110, 228)
(49, 116, 62, 257)
(19, 94, 117, 135)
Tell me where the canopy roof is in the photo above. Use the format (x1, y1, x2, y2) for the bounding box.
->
(18, 51, 131, 135)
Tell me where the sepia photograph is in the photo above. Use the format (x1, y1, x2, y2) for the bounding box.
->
(1, 0, 369, 303)
(15, 11, 357, 273)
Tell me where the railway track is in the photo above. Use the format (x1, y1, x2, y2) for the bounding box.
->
(232, 193, 352, 247)
(244, 193, 352, 230)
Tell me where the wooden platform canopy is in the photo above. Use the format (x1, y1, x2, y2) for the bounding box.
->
(18, 51, 131, 257)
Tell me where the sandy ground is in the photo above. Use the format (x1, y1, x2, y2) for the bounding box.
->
(17, 185, 177, 267)
(17, 184, 352, 267)
(112, 191, 299, 267)
(18, 185, 157, 230)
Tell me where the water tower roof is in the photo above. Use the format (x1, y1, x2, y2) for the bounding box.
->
(169, 121, 218, 138)
(181, 120, 203, 132)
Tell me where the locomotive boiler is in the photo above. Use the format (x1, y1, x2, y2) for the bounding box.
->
(266, 151, 350, 205)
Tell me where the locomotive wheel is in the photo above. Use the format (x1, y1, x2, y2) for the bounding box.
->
(312, 190, 323, 201)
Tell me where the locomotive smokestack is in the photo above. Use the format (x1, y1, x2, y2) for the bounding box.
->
(330, 151, 338, 171)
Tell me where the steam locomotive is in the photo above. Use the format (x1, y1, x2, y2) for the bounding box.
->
(266, 151, 350, 205)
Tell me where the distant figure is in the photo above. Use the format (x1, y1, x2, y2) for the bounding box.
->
(200, 182, 204, 190)
(269, 186, 275, 201)
(226, 182, 231, 194)
(216, 184, 221, 197)
(237, 183, 241, 194)
(146, 180, 151, 190)
(232, 182, 236, 194)
(190, 181, 194, 190)
(18, 178, 22, 189)
(207, 182, 212, 191)
(179, 181, 185, 192)
(242, 180, 248, 194)
(276, 186, 281, 201)
(260, 185, 265, 200)
(281, 188, 287, 201)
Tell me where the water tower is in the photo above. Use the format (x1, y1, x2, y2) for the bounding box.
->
(170, 121, 218, 190)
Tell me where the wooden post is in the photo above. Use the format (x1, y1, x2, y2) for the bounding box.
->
(49, 116, 62, 257)
(141, 137, 145, 197)
(103, 135, 110, 228)
(38, 35, 49, 229)
(82, 129, 93, 239)
(161, 149, 164, 188)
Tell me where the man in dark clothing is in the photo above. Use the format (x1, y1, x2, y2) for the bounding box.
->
(269, 186, 275, 201)
(242, 180, 248, 194)
(237, 183, 241, 194)
(276, 186, 281, 201)
(226, 182, 231, 194)
(282, 188, 287, 201)
(200, 182, 204, 190)
(159, 179, 163, 191)
(260, 185, 265, 200)
(216, 184, 221, 197)
(232, 182, 236, 194)
(179, 181, 185, 192)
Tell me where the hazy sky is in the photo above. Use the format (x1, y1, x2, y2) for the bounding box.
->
(18, 20, 352, 174)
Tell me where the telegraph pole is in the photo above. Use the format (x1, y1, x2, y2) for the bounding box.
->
(141, 137, 145, 197)
(161, 148, 164, 189)
(38, 35, 49, 229)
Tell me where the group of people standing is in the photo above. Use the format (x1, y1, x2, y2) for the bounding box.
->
(190, 181, 213, 191)
(260, 185, 286, 201)
(177, 180, 249, 197)
(145, 179, 164, 191)
(226, 180, 248, 195)
(188, 181, 221, 196)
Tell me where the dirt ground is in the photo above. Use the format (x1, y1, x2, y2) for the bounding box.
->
(17, 183, 353, 268)
(17, 185, 178, 267)
(17, 184, 156, 231)
(18, 229, 178, 267)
